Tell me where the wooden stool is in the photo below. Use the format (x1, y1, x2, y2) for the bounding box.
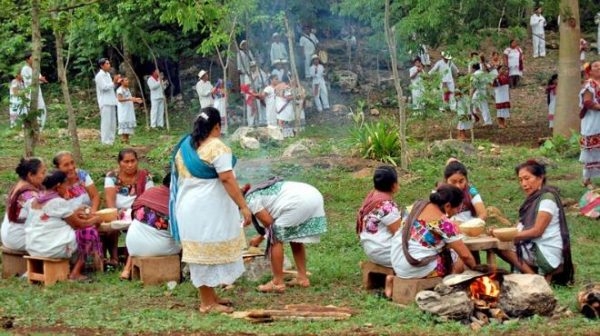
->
(360, 261, 395, 290)
(1, 247, 28, 279)
(391, 276, 442, 305)
(131, 255, 181, 286)
(23, 256, 69, 286)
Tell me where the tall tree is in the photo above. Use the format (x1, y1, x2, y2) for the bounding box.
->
(24, 0, 42, 157)
(554, 0, 581, 137)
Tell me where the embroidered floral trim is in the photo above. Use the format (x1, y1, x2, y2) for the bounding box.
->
(134, 206, 169, 230)
(274, 216, 327, 241)
(198, 138, 231, 163)
(246, 182, 283, 202)
(580, 133, 600, 150)
(181, 233, 245, 264)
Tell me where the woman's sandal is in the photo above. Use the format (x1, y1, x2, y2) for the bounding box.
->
(257, 281, 286, 293)
(286, 278, 310, 288)
(199, 303, 234, 314)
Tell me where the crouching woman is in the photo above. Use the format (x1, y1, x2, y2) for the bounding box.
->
(387, 185, 477, 297)
(493, 160, 574, 285)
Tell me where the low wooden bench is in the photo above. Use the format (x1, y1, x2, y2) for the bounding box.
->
(131, 255, 181, 286)
(392, 276, 442, 305)
(360, 260, 395, 290)
(23, 256, 70, 286)
(1, 246, 28, 279)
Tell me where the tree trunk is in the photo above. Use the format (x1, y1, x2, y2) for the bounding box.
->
(25, 0, 42, 157)
(554, 0, 581, 137)
(122, 38, 139, 97)
(384, 0, 408, 169)
(54, 27, 83, 164)
(284, 14, 302, 133)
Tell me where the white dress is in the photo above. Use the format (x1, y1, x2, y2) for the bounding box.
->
(471, 69, 492, 126)
(503, 47, 523, 77)
(409, 66, 424, 109)
(9, 79, 25, 127)
(126, 219, 181, 257)
(359, 200, 402, 267)
(25, 198, 77, 259)
(0, 188, 38, 251)
(116, 87, 137, 135)
(20, 64, 47, 128)
(263, 85, 277, 127)
(579, 80, 600, 180)
(275, 86, 294, 123)
(104, 173, 154, 210)
(455, 96, 472, 131)
(246, 182, 327, 243)
(174, 138, 245, 287)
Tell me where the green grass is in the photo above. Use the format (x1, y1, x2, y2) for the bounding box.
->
(0, 89, 599, 335)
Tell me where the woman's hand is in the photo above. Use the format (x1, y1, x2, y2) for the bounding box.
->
(240, 207, 252, 227)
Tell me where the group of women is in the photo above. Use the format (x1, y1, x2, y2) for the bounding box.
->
(358, 160, 575, 299)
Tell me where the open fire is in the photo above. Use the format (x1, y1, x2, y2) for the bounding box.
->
(469, 275, 501, 302)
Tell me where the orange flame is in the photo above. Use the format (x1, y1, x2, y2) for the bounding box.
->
(470, 275, 500, 301)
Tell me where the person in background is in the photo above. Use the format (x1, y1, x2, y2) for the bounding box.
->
(120, 173, 181, 280)
(492, 160, 574, 285)
(492, 65, 511, 128)
(25, 170, 103, 281)
(357, 166, 404, 268)
(9, 67, 25, 128)
(503, 40, 524, 89)
(489, 51, 503, 70)
(309, 54, 330, 113)
(262, 74, 279, 127)
(580, 38, 589, 71)
(147, 68, 167, 129)
(249, 62, 268, 125)
(429, 52, 458, 107)
(270, 33, 288, 66)
(409, 57, 424, 110)
(579, 60, 600, 187)
(290, 78, 307, 130)
(271, 59, 286, 82)
(454, 90, 473, 141)
(299, 26, 319, 79)
(546, 74, 558, 130)
(94, 58, 120, 145)
(471, 63, 493, 127)
(53, 151, 104, 277)
(245, 178, 327, 293)
(237, 40, 255, 87)
(1, 158, 46, 252)
(274, 79, 295, 137)
(442, 159, 487, 223)
(21, 53, 48, 130)
(530, 6, 547, 58)
(171, 107, 251, 314)
(104, 149, 154, 266)
(116, 77, 142, 144)
(196, 70, 215, 110)
(212, 79, 227, 134)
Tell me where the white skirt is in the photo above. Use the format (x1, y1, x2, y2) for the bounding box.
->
(126, 219, 181, 256)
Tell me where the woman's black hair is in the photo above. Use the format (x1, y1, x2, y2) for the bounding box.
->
(444, 160, 469, 181)
(15, 157, 43, 180)
(42, 170, 67, 190)
(373, 165, 398, 192)
(430, 184, 464, 210)
(52, 151, 72, 168)
(117, 148, 138, 162)
(515, 159, 547, 185)
(472, 63, 481, 71)
(547, 73, 558, 86)
(162, 172, 171, 188)
(190, 107, 221, 148)
(97, 57, 109, 67)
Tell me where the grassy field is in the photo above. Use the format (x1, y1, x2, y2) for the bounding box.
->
(0, 93, 599, 335)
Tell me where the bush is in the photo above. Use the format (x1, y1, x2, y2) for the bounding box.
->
(539, 133, 581, 159)
(348, 117, 401, 166)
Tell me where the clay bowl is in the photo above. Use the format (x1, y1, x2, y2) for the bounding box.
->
(96, 208, 118, 223)
(493, 227, 518, 242)
(459, 218, 486, 237)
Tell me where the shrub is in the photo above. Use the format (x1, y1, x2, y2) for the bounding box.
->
(349, 118, 401, 166)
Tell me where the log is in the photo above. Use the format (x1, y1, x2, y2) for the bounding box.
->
(246, 309, 351, 321)
(475, 311, 490, 325)
(283, 304, 355, 314)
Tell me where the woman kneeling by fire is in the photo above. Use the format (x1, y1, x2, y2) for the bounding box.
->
(491, 160, 574, 285)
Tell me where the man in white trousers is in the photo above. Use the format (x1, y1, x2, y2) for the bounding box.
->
(94, 58, 119, 145)
(530, 7, 546, 58)
(147, 68, 167, 128)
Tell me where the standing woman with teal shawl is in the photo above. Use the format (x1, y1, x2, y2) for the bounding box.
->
(170, 107, 252, 314)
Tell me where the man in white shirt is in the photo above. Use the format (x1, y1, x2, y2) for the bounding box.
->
(309, 54, 330, 112)
(299, 26, 319, 79)
(270, 33, 288, 66)
(195, 70, 215, 109)
(237, 40, 255, 86)
(429, 52, 458, 107)
(94, 58, 119, 145)
(530, 7, 546, 58)
(147, 68, 167, 129)
(21, 53, 48, 129)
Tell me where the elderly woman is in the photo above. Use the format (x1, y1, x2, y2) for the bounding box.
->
(245, 177, 327, 293)
(387, 184, 477, 297)
(442, 159, 487, 223)
(356, 166, 403, 268)
(171, 107, 251, 314)
(104, 149, 154, 266)
(493, 160, 574, 285)
(25, 170, 102, 280)
(120, 173, 181, 280)
(53, 151, 103, 275)
(1, 158, 46, 252)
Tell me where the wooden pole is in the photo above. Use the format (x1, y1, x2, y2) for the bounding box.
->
(284, 14, 302, 133)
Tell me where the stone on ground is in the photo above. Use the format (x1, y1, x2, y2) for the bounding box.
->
(499, 274, 557, 317)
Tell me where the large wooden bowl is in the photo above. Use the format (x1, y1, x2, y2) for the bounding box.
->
(96, 208, 118, 223)
(493, 227, 518, 242)
(459, 218, 486, 237)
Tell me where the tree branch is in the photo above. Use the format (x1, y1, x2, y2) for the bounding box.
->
(47, 0, 102, 13)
